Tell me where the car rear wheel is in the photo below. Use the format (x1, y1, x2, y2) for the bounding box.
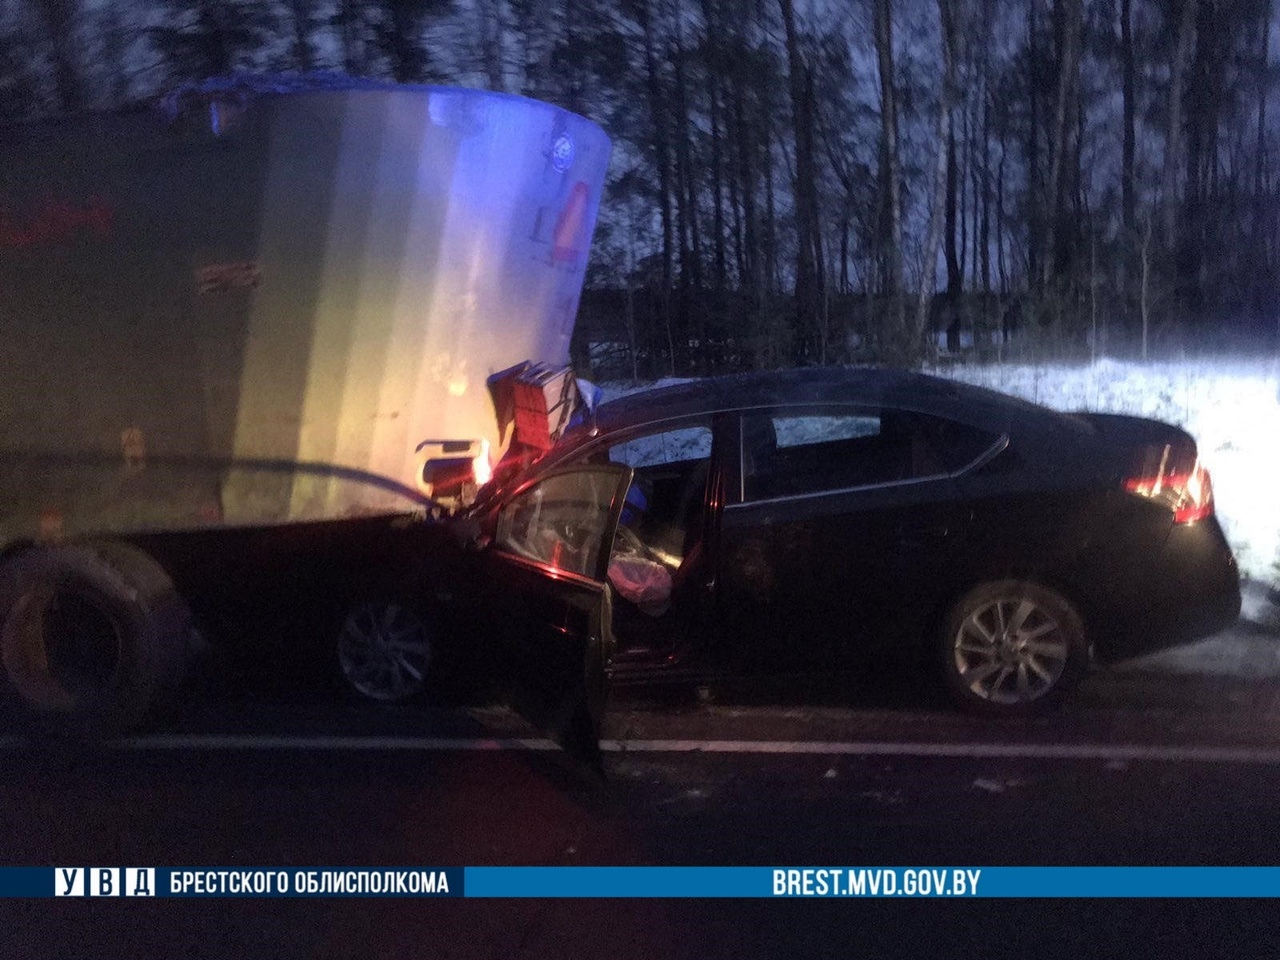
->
(337, 601, 433, 702)
(939, 581, 1088, 717)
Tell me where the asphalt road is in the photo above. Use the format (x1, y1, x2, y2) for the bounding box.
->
(3, 624, 1280, 959)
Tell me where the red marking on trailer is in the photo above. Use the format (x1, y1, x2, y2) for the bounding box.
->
(0, 196, 113, 248)
(551, 182, 590, 263)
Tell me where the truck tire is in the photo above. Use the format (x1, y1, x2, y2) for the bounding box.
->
(0, 541, 194, 738)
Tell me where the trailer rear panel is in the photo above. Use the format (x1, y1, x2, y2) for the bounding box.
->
(0, 82, 611, 543)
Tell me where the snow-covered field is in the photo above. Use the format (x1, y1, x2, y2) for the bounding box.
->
(598, 355, 1280, 617)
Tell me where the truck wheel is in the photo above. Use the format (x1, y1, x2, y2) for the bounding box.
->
(0, 541, 194, 737)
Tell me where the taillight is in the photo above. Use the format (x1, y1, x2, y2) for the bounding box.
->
(1124, 446, 1214, 524)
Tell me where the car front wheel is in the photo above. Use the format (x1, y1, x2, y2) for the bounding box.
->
(337, 601, 433, 702)
(939, 581, 1088, 717)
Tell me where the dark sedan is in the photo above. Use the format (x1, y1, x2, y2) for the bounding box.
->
(328, 367, 1241, 740)
(0, 368, 1241, 749)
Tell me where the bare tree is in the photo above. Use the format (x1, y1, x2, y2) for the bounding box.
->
(281, 0, 317, 71)
(1141, 212, 1153, 359)
(1041, 0, 1082, 290)
(31, 0, 81, 112)
(779, 0, 825, 362)
(1120, 0, 1136, 243)
(1162, 0, 1199, 246)
(478, 0, 506, 90)
(333, 0, 370, 73)
(874, 0, 906, 349)
(914, 0, 958, 352)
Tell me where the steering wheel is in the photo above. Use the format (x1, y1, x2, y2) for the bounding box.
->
(612, 523, 647, 558)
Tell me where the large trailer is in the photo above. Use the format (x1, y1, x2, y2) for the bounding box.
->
(0, 78, 610, 539)
(0, 79, 611, 730)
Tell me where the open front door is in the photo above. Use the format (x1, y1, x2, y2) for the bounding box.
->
(482, 463, 632, 764)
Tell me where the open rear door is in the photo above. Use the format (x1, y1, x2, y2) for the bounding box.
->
(481, 463, 632, 765)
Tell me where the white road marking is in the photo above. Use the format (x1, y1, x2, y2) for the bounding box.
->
(0, 735, 559, 752)
(3, 734, 1280, 764)
(601, 740, 1280, 764)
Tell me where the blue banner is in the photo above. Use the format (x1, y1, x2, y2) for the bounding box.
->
(7, 867, 1280, 898)
(467, 866, 1280, 897)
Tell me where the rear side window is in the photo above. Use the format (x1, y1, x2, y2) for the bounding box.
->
(910, 414, 1004, 472)
(773, 415, 878, 448)
(741, 408, 1000, 501)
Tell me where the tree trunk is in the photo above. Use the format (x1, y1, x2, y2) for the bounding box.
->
(996, 138, 1008, 294)
(1254, 0, 1271, 317)
(480, 0, 506, 91)
(979, 0, 993, 300)
(1257, 0, 1270, 200)
(1042, 0, 1082, 290)
(700, 0, 728, 292)
(336, 1, 366, 73)
(33, 0, 80, 113)
(732, 45, 758, 295)
(779, 0, 824, 363)
(99, 2, 128, 107)
(946, 111, 961, 299)
(709, 76, 728, 293)
(1028, 0, 1041, 286)
(286, 0, 314, 72)
(671, 11, 698, 298)
(1120, 0, 1136, 240)
(1141, 214, 1152, 360)
(874, 0, 906, 348)
(1162, 0, 1199, 247)
(913, 0, 957, 352)
(640, 0, 674, 292)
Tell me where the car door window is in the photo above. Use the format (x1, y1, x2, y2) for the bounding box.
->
(741, 409, 999, 501)
(586, 423, 714, 612)
(605, 427, 713, 470)
(495, 469, 622, 579)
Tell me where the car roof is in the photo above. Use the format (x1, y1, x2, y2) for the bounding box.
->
(574, 367, 1053, 441)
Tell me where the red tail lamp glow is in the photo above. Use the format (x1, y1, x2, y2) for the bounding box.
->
(1124, 453, 1214, 525)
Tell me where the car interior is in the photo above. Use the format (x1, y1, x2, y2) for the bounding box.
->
(606, 454, 711, 658)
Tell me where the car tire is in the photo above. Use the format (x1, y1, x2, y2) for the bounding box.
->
(0, 540, 195, 738)
(938, 580, 1088, 717)
(336, 599, 434, 703)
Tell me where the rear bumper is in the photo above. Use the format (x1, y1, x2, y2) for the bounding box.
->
(1094, 517, 1241, 663)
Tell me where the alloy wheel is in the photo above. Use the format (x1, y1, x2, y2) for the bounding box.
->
(337, 602, 432, 702)
(951, 597, 1070, 705)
